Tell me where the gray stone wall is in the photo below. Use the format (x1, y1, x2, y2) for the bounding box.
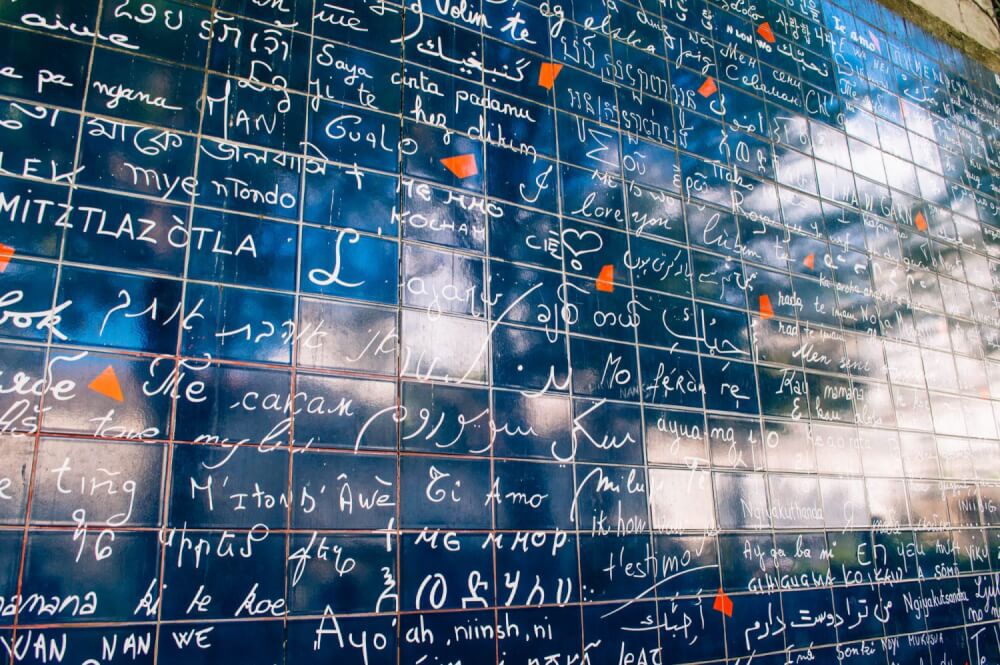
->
(912, 0, 999, 49)
(880, 0, 1000, 69)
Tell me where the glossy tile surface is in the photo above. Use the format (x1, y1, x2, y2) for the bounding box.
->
(0, 0, 999, 662)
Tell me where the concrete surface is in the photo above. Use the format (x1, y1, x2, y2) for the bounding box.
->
(877, 0, 1000, 71)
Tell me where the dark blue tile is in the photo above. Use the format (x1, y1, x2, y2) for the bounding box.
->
(300, 226, 399, 305)
(22, 530, 159, 622)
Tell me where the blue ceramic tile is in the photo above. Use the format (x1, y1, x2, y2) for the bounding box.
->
(86, 48, 203, 131)
(157, 620, 284, 665)
(31, 437, 164, 526)
(22, 530, 159, 622)
(161, 529, 287, 620)
(56, 266, 182, 353)
(399, 455, 491, 528)
(0, 435, 31, 523)
(400, 532, 493, 610)
(292, 451, 396, 529)
(300, 226, 399, 305)
(287, 533, 394, 614)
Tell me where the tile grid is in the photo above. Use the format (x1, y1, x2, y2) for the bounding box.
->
(0, 1, 1000, 664)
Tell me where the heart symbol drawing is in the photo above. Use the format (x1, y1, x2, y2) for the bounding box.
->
(561, 228, 603, 271)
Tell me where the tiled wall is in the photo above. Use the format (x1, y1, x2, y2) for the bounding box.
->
(0, 0, 999, 663)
